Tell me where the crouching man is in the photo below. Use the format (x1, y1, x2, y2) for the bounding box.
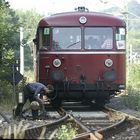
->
(14, 82, 54, 119)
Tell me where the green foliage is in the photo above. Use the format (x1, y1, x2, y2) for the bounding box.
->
(0, 1, 42, 84)
(0, 76, 28, 111)
(127, 61, 140, 90)
(15, 9, 43, 70)
(16, 77, 27, 92)
(0, 79, 13, 111)
(0, 0, 20, 50)
(125, 61, 140, 111)
(24, 70, 35, 82)
(0, 4, 45, 110)
(0, 0, 20, 83)
(127, 31, 140, 45)
(55, 123, 78, 140)
(0, 80, 13, 97)
(123, 87, 140, 111)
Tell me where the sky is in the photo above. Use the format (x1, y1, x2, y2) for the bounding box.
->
(7, 0, 135, 16)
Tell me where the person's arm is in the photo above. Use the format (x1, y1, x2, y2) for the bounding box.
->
(34, 86, 42, 98)
(34, 87, 45, 112)
(101, 39, 106, 49)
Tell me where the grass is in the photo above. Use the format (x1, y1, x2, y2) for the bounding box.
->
(123, 88, 140, 111)
(123, 61, 140, 111)
(2, 121, 47, 139)
(0, 69, 35, 111)
(0, 99, 14, 112)
(54, 122, 78, 140)
(126, 62, 140, 90)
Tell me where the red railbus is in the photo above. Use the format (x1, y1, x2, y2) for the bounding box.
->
(34, 7, 126, 106)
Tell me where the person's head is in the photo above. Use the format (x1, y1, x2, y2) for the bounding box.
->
(44, 84, 54, 94)
(88, 36, 94, 42)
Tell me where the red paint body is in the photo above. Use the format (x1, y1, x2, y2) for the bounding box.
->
(39, 53, 125, 85)
(34, 8, 126, 104)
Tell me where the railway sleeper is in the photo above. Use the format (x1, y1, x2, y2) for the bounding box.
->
(73, 132, 103, 140)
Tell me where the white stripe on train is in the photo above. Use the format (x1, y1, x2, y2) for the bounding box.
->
(39, 51, 126, 54)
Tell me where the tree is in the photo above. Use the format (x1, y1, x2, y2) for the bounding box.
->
(0, 0, 20, 81)
(15, 9, 43, 71)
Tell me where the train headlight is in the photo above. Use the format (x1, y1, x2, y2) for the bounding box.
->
(103, 70, 116, 81)
(105, 59, 113, 67)
(53, 59, 61, 68)
(51, 70, 64, 82)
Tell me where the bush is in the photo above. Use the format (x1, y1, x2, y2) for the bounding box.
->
(125, 61, 140, 111)
(127, 61, 140, 90)
(0, 80, 13, 98)
(0, 69, 34, 111)
(0, 80, 14, 111)
(123, 87, 140, 111)
(24, 70, 35, 82)
(54, 123, 78, 140)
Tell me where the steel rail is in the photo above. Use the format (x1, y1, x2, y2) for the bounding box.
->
(96, 115, 126, 134)
(0, 113, 69, 139)
(18, 105, 128, 139)
(24, 113, 69, 139)
(0, 104, 131, 139)
(57, 107, 103, 140)
(94, 106, 127, 134)
(57, 107, 91, 132)
(105, 106, 140, 121)
(0, 112, 11, 124)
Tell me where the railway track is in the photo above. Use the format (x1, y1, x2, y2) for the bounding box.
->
(1, 102, 140, 139)
(102, 107, 140, 139)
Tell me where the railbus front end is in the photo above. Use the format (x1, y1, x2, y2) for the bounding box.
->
(34, 7, 126, 106)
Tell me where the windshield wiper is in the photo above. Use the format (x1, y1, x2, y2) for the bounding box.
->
(66, 41, 80, 48)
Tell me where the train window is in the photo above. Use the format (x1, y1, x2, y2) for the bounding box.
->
(39, 28, 50, 49)
(116, 27, 126, 49)
(52, 27, 81, 50)
(85, 27, 113, 50)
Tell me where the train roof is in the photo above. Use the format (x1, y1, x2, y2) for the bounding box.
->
(38, 11, 126, 27)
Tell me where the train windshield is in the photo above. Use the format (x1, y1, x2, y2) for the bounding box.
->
(38, 27, 123, 50)
(85, 27, 113, 50)
(52, 27, 81, 50)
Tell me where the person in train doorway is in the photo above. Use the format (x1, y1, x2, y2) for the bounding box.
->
(14, 82, 54, 120)
(101, 34, 113, 49)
